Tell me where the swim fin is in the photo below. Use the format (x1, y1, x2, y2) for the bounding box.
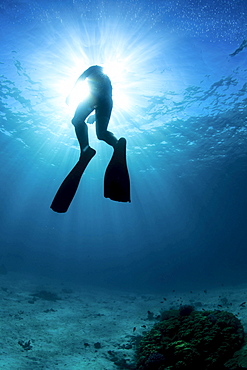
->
(50, 147, 96, 213)
(104, 137, 131, 203)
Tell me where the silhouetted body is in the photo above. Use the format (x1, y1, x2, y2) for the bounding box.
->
(69, 65, 118, 154)
(50, 65, 130, 213)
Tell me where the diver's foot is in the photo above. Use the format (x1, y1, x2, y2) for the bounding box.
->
(79, 146, 96, 161)
(115, 137, 126, 151)
(118, 137, 126, 144)
(114, 137, 126, 150)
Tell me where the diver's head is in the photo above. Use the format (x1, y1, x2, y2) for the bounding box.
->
(90, 65, 104, 74)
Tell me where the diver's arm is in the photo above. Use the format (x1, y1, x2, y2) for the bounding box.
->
(66, 69, 90, 105)
(77, 69, 90, 81)
(66, 66, 100, 105)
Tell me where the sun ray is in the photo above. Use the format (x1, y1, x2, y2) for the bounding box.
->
(24, 14, 166, 141)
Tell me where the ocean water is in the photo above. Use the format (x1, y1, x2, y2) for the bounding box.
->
(0, 0, 247, 293)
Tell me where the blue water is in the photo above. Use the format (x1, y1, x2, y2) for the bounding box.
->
(0, 0, 247, 293)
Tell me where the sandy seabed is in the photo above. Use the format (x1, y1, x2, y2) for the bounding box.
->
(1, 272, 247, 369)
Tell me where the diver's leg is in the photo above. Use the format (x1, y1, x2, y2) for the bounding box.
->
(72, 98, 95, 154)
(73, 122, 89, 153)
(96, 116, 118, 147)
(95, 98, 118, 148)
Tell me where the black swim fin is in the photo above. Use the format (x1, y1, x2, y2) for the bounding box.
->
(104, 137, 131, 203)
(50, 147, 96, 213)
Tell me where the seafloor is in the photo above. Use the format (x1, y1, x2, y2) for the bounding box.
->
(1, 272, 247, 369)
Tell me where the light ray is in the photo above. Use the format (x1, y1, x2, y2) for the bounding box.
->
(27, 15, 166, 141)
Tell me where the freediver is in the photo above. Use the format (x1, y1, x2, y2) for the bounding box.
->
(66, 65, 118, 155)
(50, 65, 130, 213)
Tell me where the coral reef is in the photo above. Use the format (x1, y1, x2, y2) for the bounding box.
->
(224, 342, 247, 369)
(136, 308, 245, 370)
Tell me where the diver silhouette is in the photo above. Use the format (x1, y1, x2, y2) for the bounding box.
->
(50, 65, 130, 213)
(67, 65, 118, 153)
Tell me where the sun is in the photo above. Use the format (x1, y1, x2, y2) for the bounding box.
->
(32, 17, 165, 137)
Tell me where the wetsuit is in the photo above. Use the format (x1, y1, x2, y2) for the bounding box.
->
(71, 65, 117, 152)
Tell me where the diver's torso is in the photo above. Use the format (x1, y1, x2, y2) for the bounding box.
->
(87, 73, 112, 99)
